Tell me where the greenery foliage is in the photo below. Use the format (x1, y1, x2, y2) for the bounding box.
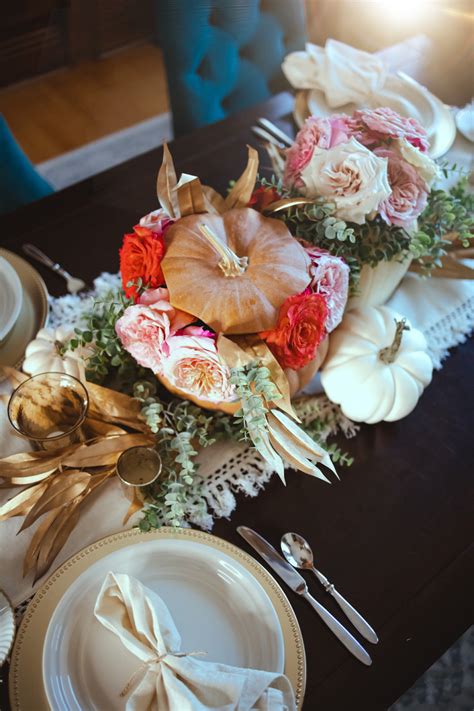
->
(258, 171, 473, 289)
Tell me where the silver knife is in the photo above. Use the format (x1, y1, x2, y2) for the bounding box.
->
(237, 526, 372, 666)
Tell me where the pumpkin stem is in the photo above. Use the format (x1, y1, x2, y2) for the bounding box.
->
(199, 224, 248, 278)
(379, 318, 410, 364)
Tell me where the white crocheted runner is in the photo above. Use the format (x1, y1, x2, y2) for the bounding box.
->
(46, 266, 474, 529)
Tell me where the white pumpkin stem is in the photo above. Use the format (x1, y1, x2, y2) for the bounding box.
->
(199, 224, 248, 278)
(379, 318, 410, 364)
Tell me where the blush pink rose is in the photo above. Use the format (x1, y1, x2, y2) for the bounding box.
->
(115, 288, 194, 372)
(374, 148, 429, 227)
(353, 107, 430, 153)
(284, 115, 354, 188)
(162, 335, 234, 402)
(304, 247, 350, 332)
(139, 208, 174, 235)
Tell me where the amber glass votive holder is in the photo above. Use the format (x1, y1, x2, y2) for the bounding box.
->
(116, 446, 162, 490)
(8, 372, 89, 450)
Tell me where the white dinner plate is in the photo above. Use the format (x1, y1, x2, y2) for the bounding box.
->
(42, 538, 285, 711)
(0, 256, 23, 343)
(0, 248, 48, 376)
(300, 73, 456, 159)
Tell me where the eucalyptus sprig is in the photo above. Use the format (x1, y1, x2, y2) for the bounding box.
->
(68, 290, 140, 385)
(256, 170, 473, 288)
(230, 363, 280, 446)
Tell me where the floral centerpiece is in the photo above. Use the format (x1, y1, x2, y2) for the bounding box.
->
(1, 108, 472, 581)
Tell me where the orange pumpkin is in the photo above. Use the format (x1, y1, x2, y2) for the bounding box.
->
(161, 207, 310, 334)
(156, 372, 240, 414)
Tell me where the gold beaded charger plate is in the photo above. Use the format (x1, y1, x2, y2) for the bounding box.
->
(10, 528, 306, 710)
(0, 248, 48, 377)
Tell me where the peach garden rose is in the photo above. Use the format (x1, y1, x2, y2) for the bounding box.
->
(300, 137, 391, 224)
(161, 333, 235, 403)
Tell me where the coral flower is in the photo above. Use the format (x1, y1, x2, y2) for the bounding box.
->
(120, 224, 166, 300)
(248, 185, 281, 211)
(260, 290, 328, 370)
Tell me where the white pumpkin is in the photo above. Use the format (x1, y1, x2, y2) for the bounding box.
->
(23, 327, 91, 381)
(321, 305, 433, 423)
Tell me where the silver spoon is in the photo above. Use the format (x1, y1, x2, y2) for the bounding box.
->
(281, 532, 378, 644)
(22, 244, 86, 294)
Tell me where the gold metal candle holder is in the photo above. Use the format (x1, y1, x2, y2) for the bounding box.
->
(116, 446, 162, 488)
(7, 372, 89, 450)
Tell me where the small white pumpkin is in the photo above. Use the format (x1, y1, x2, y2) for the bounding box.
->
(321, 305, 433, 423)
(23, 327, 91, 382)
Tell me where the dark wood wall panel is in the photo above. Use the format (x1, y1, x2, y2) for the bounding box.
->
(0, 4, 67, 86)
(0, 0, 155, 88)
(97, 0, 154, 54)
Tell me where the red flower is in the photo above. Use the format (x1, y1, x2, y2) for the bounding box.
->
(120, 225, 166, 300)
(248, 186, 281, 212)
(260, 290, 328, 370)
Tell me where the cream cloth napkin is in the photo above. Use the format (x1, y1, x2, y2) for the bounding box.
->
(282, 39, 388, 108)
(94, 572, 296, 711)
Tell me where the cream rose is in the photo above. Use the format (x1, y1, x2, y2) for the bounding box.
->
(161, 334, 234, 403)
(397, 138, 439, 186)
(300, 137, 391, 224)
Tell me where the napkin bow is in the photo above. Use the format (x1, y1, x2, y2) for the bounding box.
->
(282, 39, 388, 108)
(94, 572, 296, 711)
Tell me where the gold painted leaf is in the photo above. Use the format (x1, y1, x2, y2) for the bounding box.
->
(202, 185, 226, 214)
(82, 418, 127, 439)
(63, 433, 154, 468)
(33, 499, 83, 582)
(156, 143, 178, 218)
(0, 446, 78, 478)
(0, 480, 49, 521)
(23, 508, 62, 577)
(19, 470, 91, 532)
(224, 145, 259, 209)
(122, 487, 144, 524)
(86, 382, 146, 431)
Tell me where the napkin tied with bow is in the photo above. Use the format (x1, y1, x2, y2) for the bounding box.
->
(94, 572, 296, 711)
(282, 39, 388, 108)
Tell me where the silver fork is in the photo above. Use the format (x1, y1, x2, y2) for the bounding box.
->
(22, 244, 86, 294)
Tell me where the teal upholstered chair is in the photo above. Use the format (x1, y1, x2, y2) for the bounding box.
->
(154, 0, 306, 136)
(0, 114, 54, 215)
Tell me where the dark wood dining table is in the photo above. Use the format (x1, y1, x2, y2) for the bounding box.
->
(1, 36, 473, 711)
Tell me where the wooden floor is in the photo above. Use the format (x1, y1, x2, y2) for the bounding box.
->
(0, 44, 170, 164)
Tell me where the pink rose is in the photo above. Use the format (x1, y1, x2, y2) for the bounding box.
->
(139, 208, 174, 234)
(353, 107, 430, 153)
(304, 247, 350, 332)
(284, 115, 354, 188)
(161, 335, 234, 403)
(115, 288, 193, 372)
(374, 148, 429, 227)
